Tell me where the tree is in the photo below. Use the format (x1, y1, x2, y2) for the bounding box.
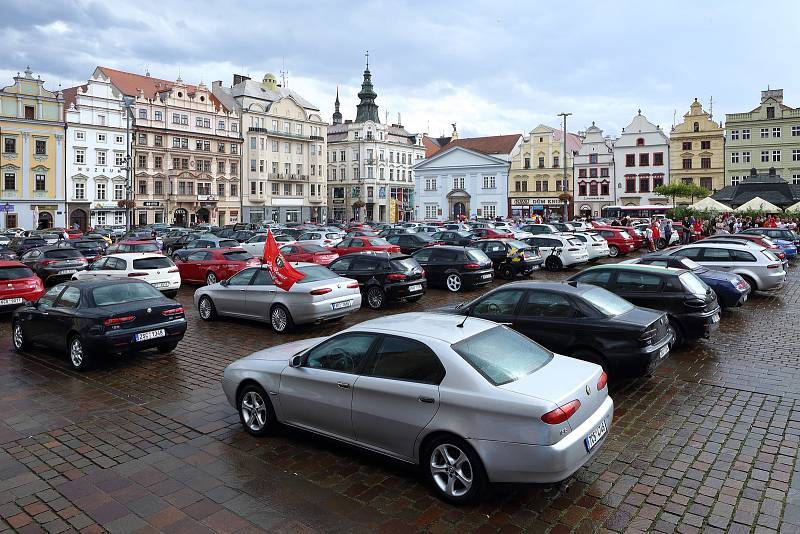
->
(654, 183, 710, 205)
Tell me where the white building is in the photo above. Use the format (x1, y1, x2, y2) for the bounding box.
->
(327, 59, 425, 223)
(64, 68, 130, 229)
(213, 73, 327, 224)
(613, 110, 670, 207)
(413, 135, 522, 221)
(573, 122, 615, 218)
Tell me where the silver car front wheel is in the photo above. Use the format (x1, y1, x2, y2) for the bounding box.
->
(430, 443, 473, 498)
(445, 273, 462, 292)
(241, 391, 268, 432)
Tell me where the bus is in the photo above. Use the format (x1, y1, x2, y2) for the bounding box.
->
(600, 205, 670, 220)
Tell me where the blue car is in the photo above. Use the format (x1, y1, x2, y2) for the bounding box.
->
(772, 238, 797, 259)
(632, 254, 751, 307)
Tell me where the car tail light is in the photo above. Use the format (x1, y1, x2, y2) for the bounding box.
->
(103, 315, 135, 326)
(767, 263, 780, 269)
(162, 307, 184, 316)
(127, 272, 148, 277)
(639, 328, 656, 344)
(568, 247, 580, 251)
(310, 288, 332, 295)
(464, 263, 481, 269)
(40, 259, 57, 266)
(541, 400, 581, 425)
(387, 273, 407, 281)
(167, 267, 179, 273)
(596, 372, 608, 391)
(684, 298, 707, 309)
(346, 281, 359, 288)
(736, 279, 749, 289)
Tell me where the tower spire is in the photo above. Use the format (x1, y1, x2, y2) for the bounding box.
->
(332, 85, 342, 125)
(355, 52, 379, 123)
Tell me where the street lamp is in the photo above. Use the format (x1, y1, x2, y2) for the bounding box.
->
(557, 112, 572, 222)
(122, 95, 135, 232)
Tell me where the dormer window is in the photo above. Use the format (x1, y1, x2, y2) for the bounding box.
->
(693, 122, 699, 132)
(767, 106, 775, 119)
(636, 138, 644, 146)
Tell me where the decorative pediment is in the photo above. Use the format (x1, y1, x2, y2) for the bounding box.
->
(94, 175, 110, 182)
(1, 163, 20, 171)
(31, 164, 49, 172)
(71, 173, 89, 182)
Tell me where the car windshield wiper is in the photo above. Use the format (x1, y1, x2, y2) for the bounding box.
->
(454, 302, 467, 310)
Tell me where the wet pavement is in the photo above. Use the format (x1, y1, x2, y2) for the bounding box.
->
(1, 253, 799, 533)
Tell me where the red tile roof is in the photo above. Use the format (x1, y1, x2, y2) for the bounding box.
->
(422, 135, 452, 157)
(433, 134, 522, 157)
(61, 85, 85, 111)
(97, 66, 227, 111)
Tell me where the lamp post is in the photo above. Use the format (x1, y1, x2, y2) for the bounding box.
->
(557, 112, 572, 222)
(122, 95, 135, 232)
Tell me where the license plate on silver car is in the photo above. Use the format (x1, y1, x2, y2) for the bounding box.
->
(659, 345, 669, 359)
(331, 300, 352, 310)
(408, 284, 422, 292)
(585, 419, 608, 451)
(0, 298, 24, 306)
(134, 329, 165, 342)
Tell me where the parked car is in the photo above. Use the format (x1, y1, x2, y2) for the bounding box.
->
(378, 227, 411, 238)
(83, 232, 113, 246)
(297, 231, 345, 247)
(19, 246, 89, 284)
(221, 312, 613, 503)
(441, 281, 672, 378)
(171, 236, 241, 261)
(549, 222, 577, 233)
(702, 235, 787, 263)
(520, 223, 559, 235)
(657, 242, 786, 292)
(0, 261, 45, 313)
(279, 243, 339, 266)
(568, 221, 594, 231)
(162, 230, 201, 254)
(329, 237, 401, 256)
(195, 263, 361, 332)
(523, 235, 589, 271)
(570, 232, 610, 262)
(626, 255, 751, 308)
(108, 240, 162, 255)
(328, 252, 425, 309)
(411, 246, 494, 292)
(175, 248, 261, 285)
(593, 227, 637, 257)
(385, 233, 441, 254)
(72, 253, 181, 297)
(56, 239, 105, 263)
(0, 233, 12, 247)
(37, 232, 62, 245)
(443, 223, 472, 232)
(429, 230, 475, 246)
(471, 239, 543, 279)
(410, 225, 440, 234)
(567, 264, 720, 346)
(605, 226, 645, 249)
(471, 227, 514, 240)
(740, 227, 800, 247)
(239, 233, 296, 256)
(11, 279, 187, 370)
(8, 236, 47, 257)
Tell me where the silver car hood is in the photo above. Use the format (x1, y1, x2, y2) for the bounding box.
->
(237, 337, 327, 362)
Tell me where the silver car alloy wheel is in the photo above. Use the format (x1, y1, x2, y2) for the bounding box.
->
(271, 307, 287, 331)
(446, 274, 462, 292)
(199, 297, 212, 319)
(70, 338, 83, 368)
(241, 391, 267, 432)
(13, 323, 23, 349)
(430, 443, 473, 498)
(206, 272, 217, 285)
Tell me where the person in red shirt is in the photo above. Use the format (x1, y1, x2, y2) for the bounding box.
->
(650, 222, 660, 251)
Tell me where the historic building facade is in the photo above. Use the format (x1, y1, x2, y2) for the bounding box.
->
(327, 60, 425, 223)
(508, 125, 581, 219)
(725, 89, 800, 187)
(612, 111, 670, 206)
(669, 99, 725, 204)
(213, 73, 327, 224)
(413, 135, 521, 221)
(64, 68, 130, 230)
(1, 67, 65, 229)
(573, 122, 615, 217)
(100, 67, 242, 227)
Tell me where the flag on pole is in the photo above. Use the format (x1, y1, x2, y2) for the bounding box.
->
(262, 230, 305, 291)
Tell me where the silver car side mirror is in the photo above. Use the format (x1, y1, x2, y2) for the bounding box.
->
(290, 355, 303, 368)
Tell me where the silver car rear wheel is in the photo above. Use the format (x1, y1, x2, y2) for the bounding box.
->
(206, 272, 217, 285)
(445, 274, 462, 292)
(430, 443, 473, 498)
(240, 390, 268, 432)
(270, 305, 293, 333)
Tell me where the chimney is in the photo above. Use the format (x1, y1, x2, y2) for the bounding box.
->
(212, 81, 222, 91)
(761, 89, 784, 104)
(233, 74, 250, 86)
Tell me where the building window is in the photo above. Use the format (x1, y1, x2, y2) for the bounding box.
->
(682, 177, 693, 185)
(553, 156, 560, 168)
(730, 130, 739, 140)
(154, 181, 163, 195)
(24, 106, 35, 119)
(773, 127, 781, 138)
(700, 177, 712, 190)
(453, 176, 465, 189)
(482, 204, 496, 219)
(114, 183, 124, 200)
(793, 149, 800, 162)
(639, 176, 650, 192)
(639, 153, 649, 166)
(218, 183, 225, 197)
(682, 158, 692, 169)
(138, 180, 147, 195)
(636, 138, 644, 146)
(35, 174, 46, 191)
(425, 178, 437, 191)
(743, 151, 750, 163)
(792, 174, 800, 185)
(600, 182, 609, 195)
(589, 168, 598, 178)
(75, 149, 85, 164)
(701, 157, 711, 169)
(760, 128, 769, 138)
(625, 176, 636, 193)
(537, 156, 545, 168)
(284, 183, 291, 195)
(154, 156, 162, 169)
(731, 152, 739, 163)
(578, 182, 587, 196)
(625, 154, 635, 167)
(172, 113, 180, 124)
(482, 176, 495, 189)
(700, 140, 711, 150)
(138, 154, 147, 168)
(761, 151, 769, 162)
(96, 182, 106, 200)
(250, 159, 257, 172)
(741, 129, 750, 140)
(653, 152, 663, 166)
(578, 169, 587, 178)
(767, 106, 775, 119)
(3, 137, 16, 153)
(524, 157, 531, 169)
(4, 172, 15, 190)
(515, 180, 527, 192)
(589, 154, 598, 164)
(792, 125, 800, 137)
(35, 139, 47, 155)
(731, 176, 740, 186)
(589, 182, 598, 196)
(138, 109, 147, 120)
(773, 150, 781, 162)
(115, 152, 125, 166)
(682, 142, 692, 150)
(153, 111, 162, 121)
(600, 168, 609, 177)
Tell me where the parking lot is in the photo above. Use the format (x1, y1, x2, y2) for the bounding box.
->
(1, 255, 799, 533)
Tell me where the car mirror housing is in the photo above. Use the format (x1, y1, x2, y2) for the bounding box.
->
(290, 355, 303, 368)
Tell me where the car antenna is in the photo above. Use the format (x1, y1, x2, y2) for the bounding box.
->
(456, 314, 469, 328)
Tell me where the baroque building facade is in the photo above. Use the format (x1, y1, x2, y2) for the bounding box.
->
(612, 111, 670, 206)
(573, 122, 615, 218)
(213, 73, 327, 224)
(0, 67, 65, 229)
(327, 59, 425, 223)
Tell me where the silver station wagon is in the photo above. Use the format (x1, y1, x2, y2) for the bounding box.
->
(222, 312, 614, 503)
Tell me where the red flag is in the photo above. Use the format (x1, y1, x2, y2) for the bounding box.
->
(262, 230, 305, 291)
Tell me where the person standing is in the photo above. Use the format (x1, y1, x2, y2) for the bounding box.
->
(651, 222, 660, 250)
(645, 224, 654, 252)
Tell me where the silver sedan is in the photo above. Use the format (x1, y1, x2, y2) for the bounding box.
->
(221, 312, 613, 503)
(194, 263, 362, 332)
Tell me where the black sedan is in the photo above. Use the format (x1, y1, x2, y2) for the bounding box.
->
(11, 279, 187, 371)
(471, 239, 543, 279)
(568, 264, 720, 346)
(440, 281, 672, 379)
(19, 246, 89, 284)
(429, 230, 475, 246)
(56, 239, 106, 263)
(385, 233, 438, 254)
(411, 246, 494, 292)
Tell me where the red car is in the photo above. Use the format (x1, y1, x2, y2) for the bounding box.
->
(330, 236, 401, 256)
(593, 227, 637, 257)
(472, 228, 514, 239)
(280, 243, 339, 266)
(0, 260, 45, 312)
(606, 226, 645, 249)
(108, 240, 163, 255)
(176, 248, 262, 285)
(66, 229, 83, 240)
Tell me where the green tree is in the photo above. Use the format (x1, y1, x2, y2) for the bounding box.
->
(654, 183, 710, 204)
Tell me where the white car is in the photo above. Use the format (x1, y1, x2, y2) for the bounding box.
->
(240, 233, 296, 256)
(525, 234, 590, 270)
(296, 231, 343, 247)
(568, 221, 594, 231)
(570, 232, 610, 261)
(72, 253, 181, 296)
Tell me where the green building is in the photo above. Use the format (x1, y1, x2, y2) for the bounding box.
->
(725, 89, 800, 187)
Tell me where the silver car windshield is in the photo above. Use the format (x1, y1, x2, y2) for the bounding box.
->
(296, 265, 339, 283)
(582, 287, 634, 317)
(452, 326, 552, 386)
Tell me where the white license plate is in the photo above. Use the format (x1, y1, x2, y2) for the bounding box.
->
(408, 284, 422, 292)
(711, 313, 720, 323)
(742, 295, 747, 303)
(58, 269, 77, 275)
(659, 345, 669, 359)
(331, 300, 352, 310)
(153, 282, 170, 288)
(481, 273, 492, 279)
(134, 329, 166, 342)
(0, 297, 24, 306)
(585, 419, 608, 451)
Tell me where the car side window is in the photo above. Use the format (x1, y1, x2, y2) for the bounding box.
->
(413, 248, 434, 262)
(187, 251, 208, 262)
(676, 247, 702, 259)
(305, 333, 377, 374)
(615, 272, 663, 292)
(90, 257, 108, 270)
(489, 242, 505, 253)
(228, 268, 257, 286)
(573, 270, 612, 285)
(38, 286, 64, 308)
(336, 239, 352, 249)
(522, 291, 574, 318)
(366, 335, 445, 384)
(350, 258, 375, 271)
(329, 257, 353, 272)
(643, 260, 669, 268)
(352, 239, 366, 249)
(700, 248, 731, 261)
(54, 286, 81, 309)
(473, 290, 524, 316)
(113, 258, 128, 270)
(731, 250, 756, 262)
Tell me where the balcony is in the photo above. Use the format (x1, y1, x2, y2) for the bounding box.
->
(309, 135, 324, 141)
(309, 196, 324, 203)
(247, 126, 309, 141)
(364, 158, 376, 165)
(248, 192, 266, 203)
(169, 193, 197, 202)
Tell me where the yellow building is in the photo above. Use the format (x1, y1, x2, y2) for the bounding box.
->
(508, 124, 581, 219)
(669, 99, 725, 205)
(1, 67, 65, 229)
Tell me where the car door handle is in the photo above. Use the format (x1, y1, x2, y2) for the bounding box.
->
(418, 396, 435, 404)
(336, 382, 350, 389)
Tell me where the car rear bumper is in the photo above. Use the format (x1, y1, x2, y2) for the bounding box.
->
(86, 320, 187, 354)
(470, 396, 614, 483)
(291, 293, 363, 324)
(385, 280, 427, 301)
(461, 269, 494, 286)
(681, 307, 721, 339)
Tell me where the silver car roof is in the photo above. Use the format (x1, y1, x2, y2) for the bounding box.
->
(346, 312, 498, 344)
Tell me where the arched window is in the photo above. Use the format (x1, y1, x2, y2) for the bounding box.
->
(693, 122, 699, 132)
(636, 138, 644, 146)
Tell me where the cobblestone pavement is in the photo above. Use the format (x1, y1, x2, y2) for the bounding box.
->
(1, 253, 800, 533)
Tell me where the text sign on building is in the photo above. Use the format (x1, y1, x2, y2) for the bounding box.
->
(511, 198, 562, 206)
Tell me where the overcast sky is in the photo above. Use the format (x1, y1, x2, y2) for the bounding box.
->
(4, 0, 800, 139)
